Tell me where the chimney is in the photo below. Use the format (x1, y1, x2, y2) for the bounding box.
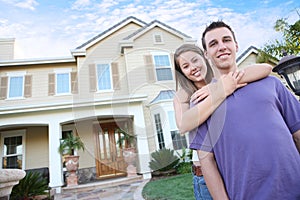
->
(0, 38, 15, 60)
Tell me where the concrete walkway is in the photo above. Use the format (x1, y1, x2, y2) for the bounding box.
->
(54, 176, 150, 200)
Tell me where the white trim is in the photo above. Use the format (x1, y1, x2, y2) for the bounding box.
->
(0, 129, 26, 169)
(54, 68, 72, 73)
(6, 71, 26, 76)
(0, 57, 75, 66)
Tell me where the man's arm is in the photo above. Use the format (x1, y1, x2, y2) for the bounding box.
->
(198, 151, 229, 200)
(293, 130, 300, 153)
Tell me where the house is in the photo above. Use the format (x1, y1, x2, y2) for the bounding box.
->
(0, 16, 277, 193)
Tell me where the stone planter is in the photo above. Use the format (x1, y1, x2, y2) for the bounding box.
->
(123, 148, 137, 177)
(0, 169, 26, 199)
(64, 155, 80, 187)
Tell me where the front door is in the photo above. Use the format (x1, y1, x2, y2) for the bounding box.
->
(94, 120, 128, 179)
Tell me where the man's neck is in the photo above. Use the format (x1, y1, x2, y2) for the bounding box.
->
(217, 66, 238, 77)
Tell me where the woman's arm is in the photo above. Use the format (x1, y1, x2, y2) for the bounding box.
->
(175, 64, 272, 134)
(174, 74, 238, 134)
(238, 63, 272, 84)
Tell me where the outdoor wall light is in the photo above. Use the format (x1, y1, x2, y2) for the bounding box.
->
(272, 53, 300, 97)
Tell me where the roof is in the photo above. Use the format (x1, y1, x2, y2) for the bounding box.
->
(123, 19, 192, 41)
(72, 16, 195, 55)
(0, 57, 75, 67)
(150, 90, 175, 104)
(236, 46, 258, 65)
(74, 16, 147, 51)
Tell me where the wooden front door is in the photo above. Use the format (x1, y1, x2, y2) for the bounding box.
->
(94, 121, 128, 179)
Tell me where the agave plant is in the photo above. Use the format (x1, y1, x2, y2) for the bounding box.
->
(10, 171, 49, 200)
(149, 148, 179, 172)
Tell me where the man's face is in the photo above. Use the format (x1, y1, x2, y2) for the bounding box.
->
(204, 27, 238, 75)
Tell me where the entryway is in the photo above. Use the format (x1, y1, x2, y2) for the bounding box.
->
(94, 118, 133, 179)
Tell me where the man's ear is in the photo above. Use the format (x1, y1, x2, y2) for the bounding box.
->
(236, 42, 239, 52)
(204, 50, 208, 59)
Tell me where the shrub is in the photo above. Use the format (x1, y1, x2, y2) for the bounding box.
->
(10, 171, 49, 200)
(176, 161, 192, 174)
(149, 148, 180, 172)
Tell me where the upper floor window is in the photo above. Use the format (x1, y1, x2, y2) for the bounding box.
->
(144, 52, 173, 83)
(153, 54, 172, 81)
(0, 72, 32, 100)
(49, 69, 78, 96)
(89, 62, 120, 92)
(56, 69, 71, 95)
(97, 64, 112, 91)
(9, 75, 24, 98)
(153, 33, 164, 44)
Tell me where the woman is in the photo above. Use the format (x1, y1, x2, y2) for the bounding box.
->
(173, 44, 272, 199)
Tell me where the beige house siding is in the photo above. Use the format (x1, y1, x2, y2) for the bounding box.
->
(133, 27, 187, 51)
(26, 126, 49, 169)
(70, 120, 96, 168)
(238, 53, 258, 70)
(0, 62, 77, 107)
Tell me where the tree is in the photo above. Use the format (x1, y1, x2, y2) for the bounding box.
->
(258, 9, 300, 63)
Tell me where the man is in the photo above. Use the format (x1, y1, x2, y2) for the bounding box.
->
(189, 21, 300, 200)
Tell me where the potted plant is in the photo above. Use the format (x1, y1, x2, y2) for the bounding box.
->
(116, 128, 137, 176)
(117, 128, 136, 150)
(58, 133, 85, 186)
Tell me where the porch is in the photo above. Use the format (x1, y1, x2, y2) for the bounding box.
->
(54, 175, 148, 200)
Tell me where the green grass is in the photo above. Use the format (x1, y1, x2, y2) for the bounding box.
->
(142, 173, 194, 200)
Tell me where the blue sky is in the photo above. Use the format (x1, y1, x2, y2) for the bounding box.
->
(0, 0, 299, 59)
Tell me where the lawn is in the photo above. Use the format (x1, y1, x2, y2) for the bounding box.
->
(142, 173, 194, 200)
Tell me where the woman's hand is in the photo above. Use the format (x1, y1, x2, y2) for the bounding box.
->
(190, 85, 210, 104)
(220, 71, 247, 96)
(190, 70, 247, 104)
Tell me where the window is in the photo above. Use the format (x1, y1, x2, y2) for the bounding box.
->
(153, 33, 163, 44)
(56, 73, 70, 94)
(97, 64, 112, 91)
(154, 114, 165, 149)
(1, 130, 25, 169)
(153, 53, 173, 81)
(6, 71, 27, 99)
(55, 69, 71, 95)
(168, 111, 187, 150)
(49, 69, 77, 96)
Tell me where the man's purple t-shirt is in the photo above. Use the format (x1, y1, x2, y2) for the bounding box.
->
(190, 76, 300, 200)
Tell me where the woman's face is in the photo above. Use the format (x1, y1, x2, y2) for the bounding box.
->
(177, 51, 208, 84)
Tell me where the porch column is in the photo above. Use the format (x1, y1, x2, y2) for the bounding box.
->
(48, 121, 64, 193)
(134, 112, 152, 180)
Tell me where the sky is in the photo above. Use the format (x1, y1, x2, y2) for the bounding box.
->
(0, 0, 299, 59)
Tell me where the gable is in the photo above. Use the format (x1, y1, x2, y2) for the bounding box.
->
(122, 20, 194, 43)
(72, 16, 146, 56)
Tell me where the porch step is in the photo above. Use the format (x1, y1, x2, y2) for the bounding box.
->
(61, 175, 143, 193)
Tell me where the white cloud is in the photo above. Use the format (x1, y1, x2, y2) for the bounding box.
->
(71, 0, 91, 10)
(0, 0, 38, 10)
(1, 0, 297, 59)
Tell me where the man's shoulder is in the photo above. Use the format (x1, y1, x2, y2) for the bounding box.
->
(251, 75, 282, 84)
